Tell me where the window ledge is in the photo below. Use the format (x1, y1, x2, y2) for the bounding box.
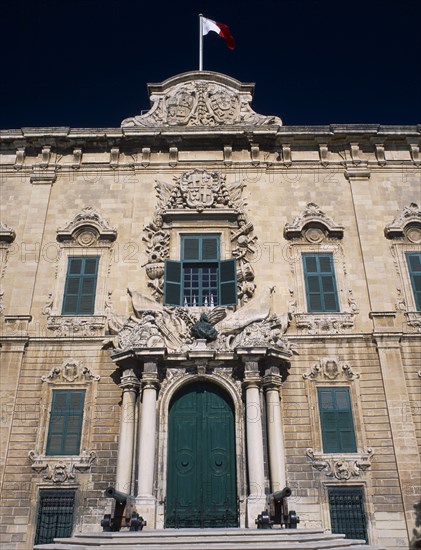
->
(28, 450, 97, 483)
(305, 447, 373, 480)
(46, 315, 106, 337)
(294, 312, 355, 335)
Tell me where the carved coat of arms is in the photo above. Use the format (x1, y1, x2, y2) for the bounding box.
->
(166, 92, 196, 125)
(180, 170, 221, 210)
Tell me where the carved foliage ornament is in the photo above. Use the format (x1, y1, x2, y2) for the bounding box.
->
(121, 75, 282, 128)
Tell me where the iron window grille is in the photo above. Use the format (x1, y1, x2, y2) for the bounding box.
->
(34, 490, 76, 545)
(328, 486, 368, 542)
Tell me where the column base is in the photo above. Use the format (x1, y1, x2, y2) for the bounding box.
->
(135, 496, 157, 529)
(246, 495, 267, 528)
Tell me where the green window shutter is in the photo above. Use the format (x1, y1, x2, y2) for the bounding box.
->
(183, 238, 200, 261)
(220, 259, 237, 306)
(406, 252, 421, 311)
(46, 390, 85, 455)
(62, 257, 99, 315)
(201, 237, 219, 261)
(303, 253, 339, 312)
(182, 236, 219, 261)
(318, 387, 357, 453)
(164, 260, 182, 306)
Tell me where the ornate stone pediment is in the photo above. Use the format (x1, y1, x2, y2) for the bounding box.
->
(121, 71, 282, 128)
(284, 202, 344, 241)
(57, 206, 117, 244)
(0, 221, 16, 243)
(385, 202, 421, 242)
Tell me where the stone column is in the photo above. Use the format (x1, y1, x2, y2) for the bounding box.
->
(136, 362, 160, 528)
(242, 361, 266, 527)
(115, 369, 139, 494)
(263, 373, 286, 492)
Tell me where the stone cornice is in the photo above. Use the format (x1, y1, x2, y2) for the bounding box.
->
(1, 124, 419, 145)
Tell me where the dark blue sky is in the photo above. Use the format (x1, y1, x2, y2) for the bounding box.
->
(2, 0, 420, 128)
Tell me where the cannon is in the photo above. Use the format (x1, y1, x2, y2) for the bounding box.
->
(101, 486, 146, 532)
(256, 487, 299, 529)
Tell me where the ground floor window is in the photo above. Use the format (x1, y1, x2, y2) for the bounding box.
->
(34, 490, 75, 545)
(328, 486, 368, 541)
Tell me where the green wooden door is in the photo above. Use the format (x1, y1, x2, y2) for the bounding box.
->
(166, 382, 237, 528)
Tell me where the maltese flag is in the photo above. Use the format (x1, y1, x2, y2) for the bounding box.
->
(202, 17, 235, 50)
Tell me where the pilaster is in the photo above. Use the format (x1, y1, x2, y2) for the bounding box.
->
(371, 311, 421, 539)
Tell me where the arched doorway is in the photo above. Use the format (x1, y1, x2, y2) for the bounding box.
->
(166, 381, 238, 528)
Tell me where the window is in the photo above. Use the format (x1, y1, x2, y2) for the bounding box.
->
(62, 257, 99, 315)
(328, 486, 368, 541)
(164, 235, 237, 307)
(406, 252, 421, 311)
(302, 253, 339, 312)
(35, 490, 75, 545)
(318, 387, 357, 453)
(46, 390, 85, 455)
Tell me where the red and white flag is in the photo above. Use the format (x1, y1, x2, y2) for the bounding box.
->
(202, 17, 235, 50)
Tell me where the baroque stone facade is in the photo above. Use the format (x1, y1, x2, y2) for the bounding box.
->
(0, 70, 420, 550)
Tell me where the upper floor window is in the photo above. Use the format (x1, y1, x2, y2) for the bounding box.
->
(164, 235, 237, 307)
(302, 253, 339, 313)
(318, 386, 357, 453)
(406, 252, 421, 311)
(62, 257, 99, 315)
(46, 390, 85, 455)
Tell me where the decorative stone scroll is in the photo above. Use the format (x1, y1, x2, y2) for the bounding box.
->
(142, 168, 257, 303)
(121, 72, 282, 128)
(306, 448, 373, 480)
(385, 202, 421, 242)
(294, 312, 355, 335)
(284, 202, 344, 241)
(57, 206, 117, 244)
(303, 358, 360, 381)
(41, 359, 100, 383)
(28, 450, 97, 483)
(44, 315, 107, 337)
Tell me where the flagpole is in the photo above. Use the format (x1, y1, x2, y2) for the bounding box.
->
(199, 13, 203, 71)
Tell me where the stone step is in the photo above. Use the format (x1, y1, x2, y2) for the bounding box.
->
(34, 528, 385, 550)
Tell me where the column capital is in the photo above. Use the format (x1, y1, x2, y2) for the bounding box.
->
(262, 373, 283, 391)
(119, 370, 140, 392)
(141, 373, 160, 391)
(242, 373, 261, 389)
